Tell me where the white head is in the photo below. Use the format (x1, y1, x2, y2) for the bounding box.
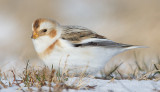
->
(31, 18, 62, 53)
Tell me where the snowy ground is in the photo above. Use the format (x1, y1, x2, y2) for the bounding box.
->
(1, 77, 160, 92)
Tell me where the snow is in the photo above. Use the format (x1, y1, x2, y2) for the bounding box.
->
(1, 78, 160, 92)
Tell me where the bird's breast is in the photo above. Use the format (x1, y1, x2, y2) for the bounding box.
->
(38, 39, 62, 59)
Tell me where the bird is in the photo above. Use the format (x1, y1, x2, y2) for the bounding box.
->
(31, 18, 145, 75)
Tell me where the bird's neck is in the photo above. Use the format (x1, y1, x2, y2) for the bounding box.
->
(32, 36, 58, 53)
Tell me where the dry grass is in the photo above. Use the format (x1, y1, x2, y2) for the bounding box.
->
(0, 54, 160, 91)
(0, 59, 160, 91)
(101, 52, 160, 81)
(0, 61, 96, 92)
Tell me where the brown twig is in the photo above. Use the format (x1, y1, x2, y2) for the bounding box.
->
(11, 70, 23, 86)
(0, 81, 8, 88)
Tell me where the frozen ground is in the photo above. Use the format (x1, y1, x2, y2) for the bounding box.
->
(1, 77, 160, 92)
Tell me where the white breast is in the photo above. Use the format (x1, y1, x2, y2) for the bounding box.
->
(41, 39, 124, 74)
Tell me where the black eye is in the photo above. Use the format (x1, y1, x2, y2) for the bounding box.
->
(42, 29, 47, 32)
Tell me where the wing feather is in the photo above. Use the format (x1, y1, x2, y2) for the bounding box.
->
(61, 25, 135, 48)
(61, 25, 106, 43)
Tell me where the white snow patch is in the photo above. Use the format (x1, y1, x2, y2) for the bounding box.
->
(0, 77, 160, 92)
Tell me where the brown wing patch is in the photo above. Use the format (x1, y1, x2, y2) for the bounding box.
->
(38, 40, 61, 58)
(61, 31, 106, 43)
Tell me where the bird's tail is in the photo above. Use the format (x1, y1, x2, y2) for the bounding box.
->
(125, 45, 148, 50)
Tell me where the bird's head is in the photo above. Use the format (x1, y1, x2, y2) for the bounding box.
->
(31, 18, 62, 53)
(31, 18, 61, 39)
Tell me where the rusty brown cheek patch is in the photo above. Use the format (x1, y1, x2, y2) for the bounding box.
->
(49, 30, 57, 38)
(38, 40, 61, 58)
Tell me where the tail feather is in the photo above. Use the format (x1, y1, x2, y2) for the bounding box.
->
(125, 45, 148, 50)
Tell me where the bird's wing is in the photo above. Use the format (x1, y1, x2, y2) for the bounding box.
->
(61, 25, 106, 43)
(61, 25, 134, 48)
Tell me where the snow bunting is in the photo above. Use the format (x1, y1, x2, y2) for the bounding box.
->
(31, 18, 144, 74)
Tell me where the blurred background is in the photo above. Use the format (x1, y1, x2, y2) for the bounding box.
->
(0, 0, 160, 76)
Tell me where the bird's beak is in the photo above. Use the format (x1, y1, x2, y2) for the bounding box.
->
(31, 32, 39, 39)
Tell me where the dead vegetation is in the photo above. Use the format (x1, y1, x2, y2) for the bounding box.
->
(0, 61, 96, 92)
(100, 52, 160, 81)
(0, 53, 160, 91)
